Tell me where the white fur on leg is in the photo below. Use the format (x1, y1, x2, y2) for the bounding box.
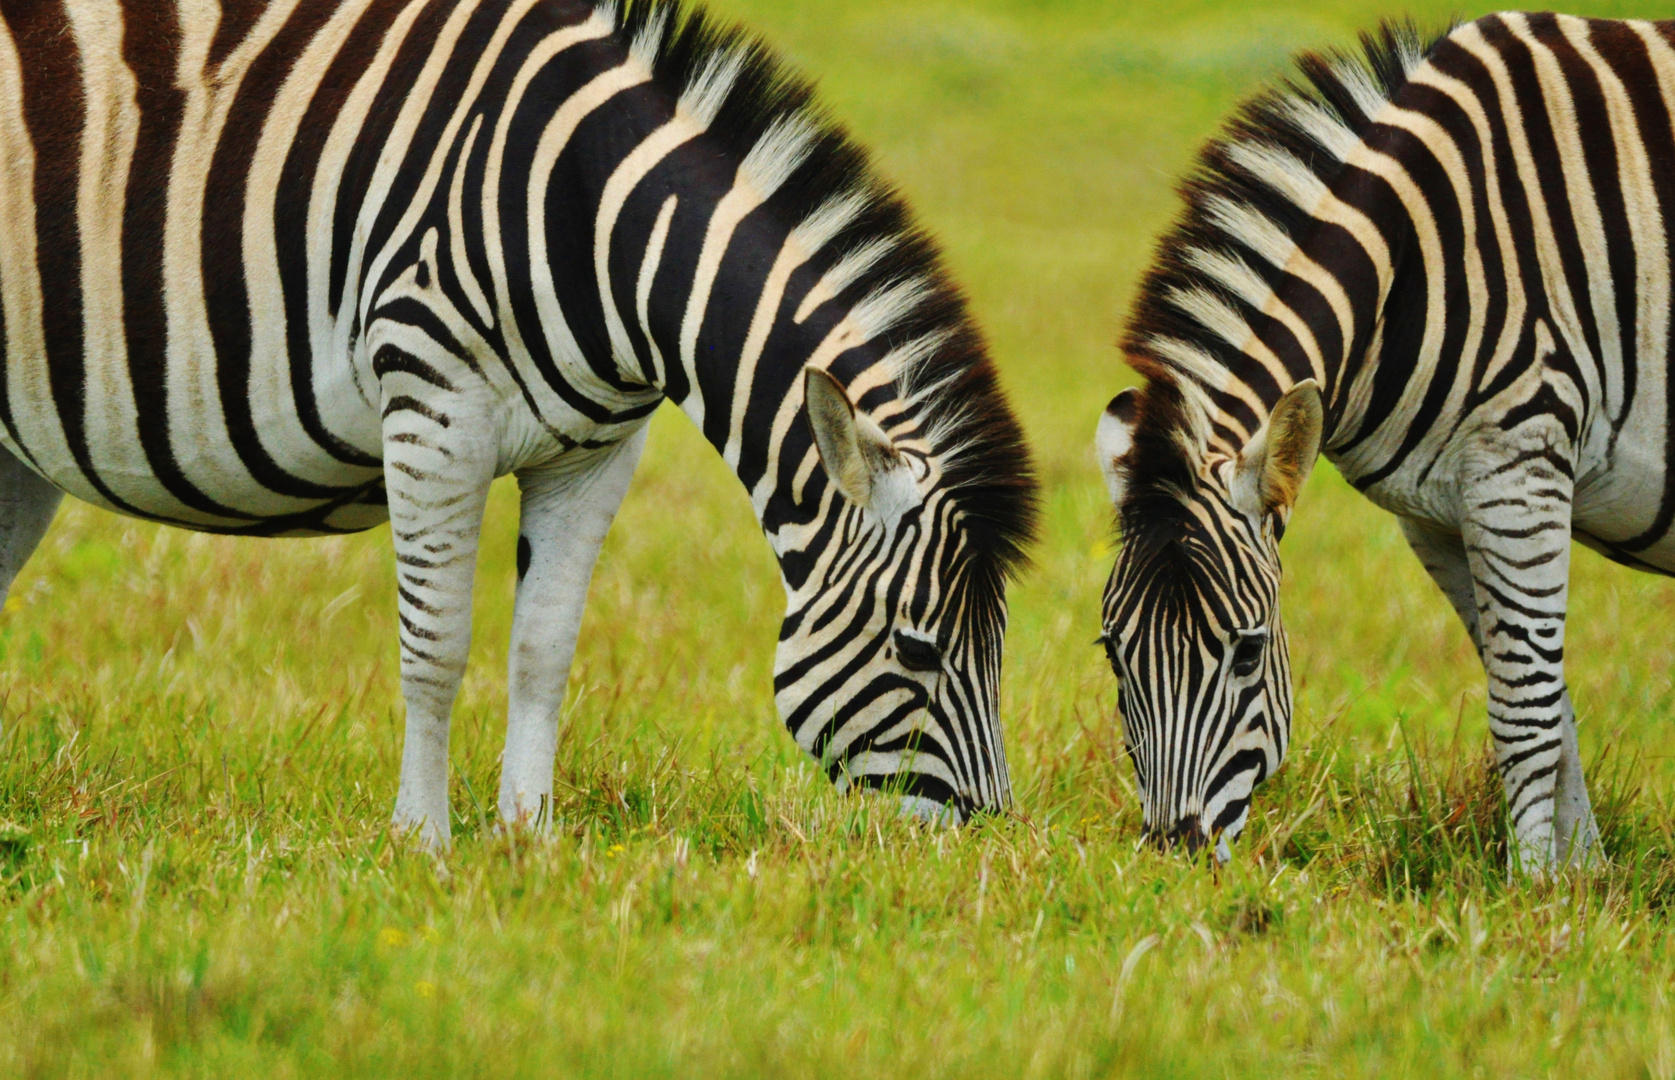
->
(381, 371, 499, 852)
(393, 706, 454, 849)
(1554, 689, 1600, 869)
(498, 427, 649, 830)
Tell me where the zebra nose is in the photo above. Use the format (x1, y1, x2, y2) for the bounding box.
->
(1148, 817, 1208, 855)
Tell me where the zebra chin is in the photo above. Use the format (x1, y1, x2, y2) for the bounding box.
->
(830, 757, 981, 826)
(1142, 808, 1244, 865)
(1143, 767, 1260, 864)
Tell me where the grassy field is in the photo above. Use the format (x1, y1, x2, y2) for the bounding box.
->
(8, 1, 1675, 1075)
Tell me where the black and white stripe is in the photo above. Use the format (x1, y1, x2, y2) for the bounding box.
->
(0, 0, 1037, 844)
(1099, 14, 1675, 869)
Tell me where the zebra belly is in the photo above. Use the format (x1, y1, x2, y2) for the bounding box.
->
(1573, 431, 1675, 574)
(0, 344, 390, 537)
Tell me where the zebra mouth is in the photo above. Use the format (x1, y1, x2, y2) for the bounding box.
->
(1144, 814, 1237, 864)
(1145, 816, 1210, 856)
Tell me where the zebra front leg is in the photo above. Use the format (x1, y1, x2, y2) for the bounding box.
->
(1402, 516, 1597, 868)
(498, 428, 648, 830)
(383, 389, 497, 850)
(1460, 440, 1577, 875)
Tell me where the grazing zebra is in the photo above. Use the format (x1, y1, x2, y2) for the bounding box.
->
(1097, 13, 1675, 869)
(0, 0, 1036, 845)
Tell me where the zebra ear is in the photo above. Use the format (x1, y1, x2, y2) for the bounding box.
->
(1096, 388, 1142, 507)
(805, 367, 918, 517)
(1232, 380, 1323, 524)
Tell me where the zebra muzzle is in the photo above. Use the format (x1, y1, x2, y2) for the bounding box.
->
(1147, 816, 1209, 856)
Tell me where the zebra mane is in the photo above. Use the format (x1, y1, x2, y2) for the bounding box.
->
(1116, 20, 1442, 532)
(601, 0, 1038, 576)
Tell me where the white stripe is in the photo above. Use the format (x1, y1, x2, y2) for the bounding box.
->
(724, 234, 810, 468)
(1225, 141, 1328, 212)
(1277, 95, 1358, 160)
(594, 115, 705, 385)
(448, 113, 494, 328)
(1164, 285, 1293, 391)
(755, 313, 872, 518)
(1327, 128, 1451, 477)
(794, 237, 896, 324)
(675, 118, 818, 428)
(1407, 61, 1527, 394)
(1511, 16, 1619, 410)
(1182, 247, 1326, 385)
(357, 0, 544, 356)
(307, 0, 435, 456)
(66, 1, 185, 513)
(635, 195, 679, 384)
(1564, 15, 1666, 432)
(679, 46, 745, 126)
(1374, 100, 1492, 469)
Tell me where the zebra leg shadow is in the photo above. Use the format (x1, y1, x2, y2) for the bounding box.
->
(0, 445, 61, 744)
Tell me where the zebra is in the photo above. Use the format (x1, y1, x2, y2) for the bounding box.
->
(1096, 13, 1675, 870)
(0, 0, 1037, 846)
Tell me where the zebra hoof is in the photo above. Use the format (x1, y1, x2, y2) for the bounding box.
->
(391, 809, 452, 853)
(495, 791, 555, 837)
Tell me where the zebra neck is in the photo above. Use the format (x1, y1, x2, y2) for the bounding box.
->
(495, 22, 895, 553)
(501, 4, 993, 577)
(575, 127, 934, 564)
(651, 279, 909, 563)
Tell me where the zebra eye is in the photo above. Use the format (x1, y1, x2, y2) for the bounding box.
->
(1230, 632, 1266, 678)
(1096, 633, 1121, 678)
(894, 631, 942, 673)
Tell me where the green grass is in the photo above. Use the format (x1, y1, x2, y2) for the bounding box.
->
(7, 1, 1675, 1075)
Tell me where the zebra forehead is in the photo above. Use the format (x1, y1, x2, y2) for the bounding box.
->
(1111, 508, 1275, 622)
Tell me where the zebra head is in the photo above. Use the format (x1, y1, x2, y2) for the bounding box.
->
(1096, 378, 1322, 859)
(772, 367, 1024, 824)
